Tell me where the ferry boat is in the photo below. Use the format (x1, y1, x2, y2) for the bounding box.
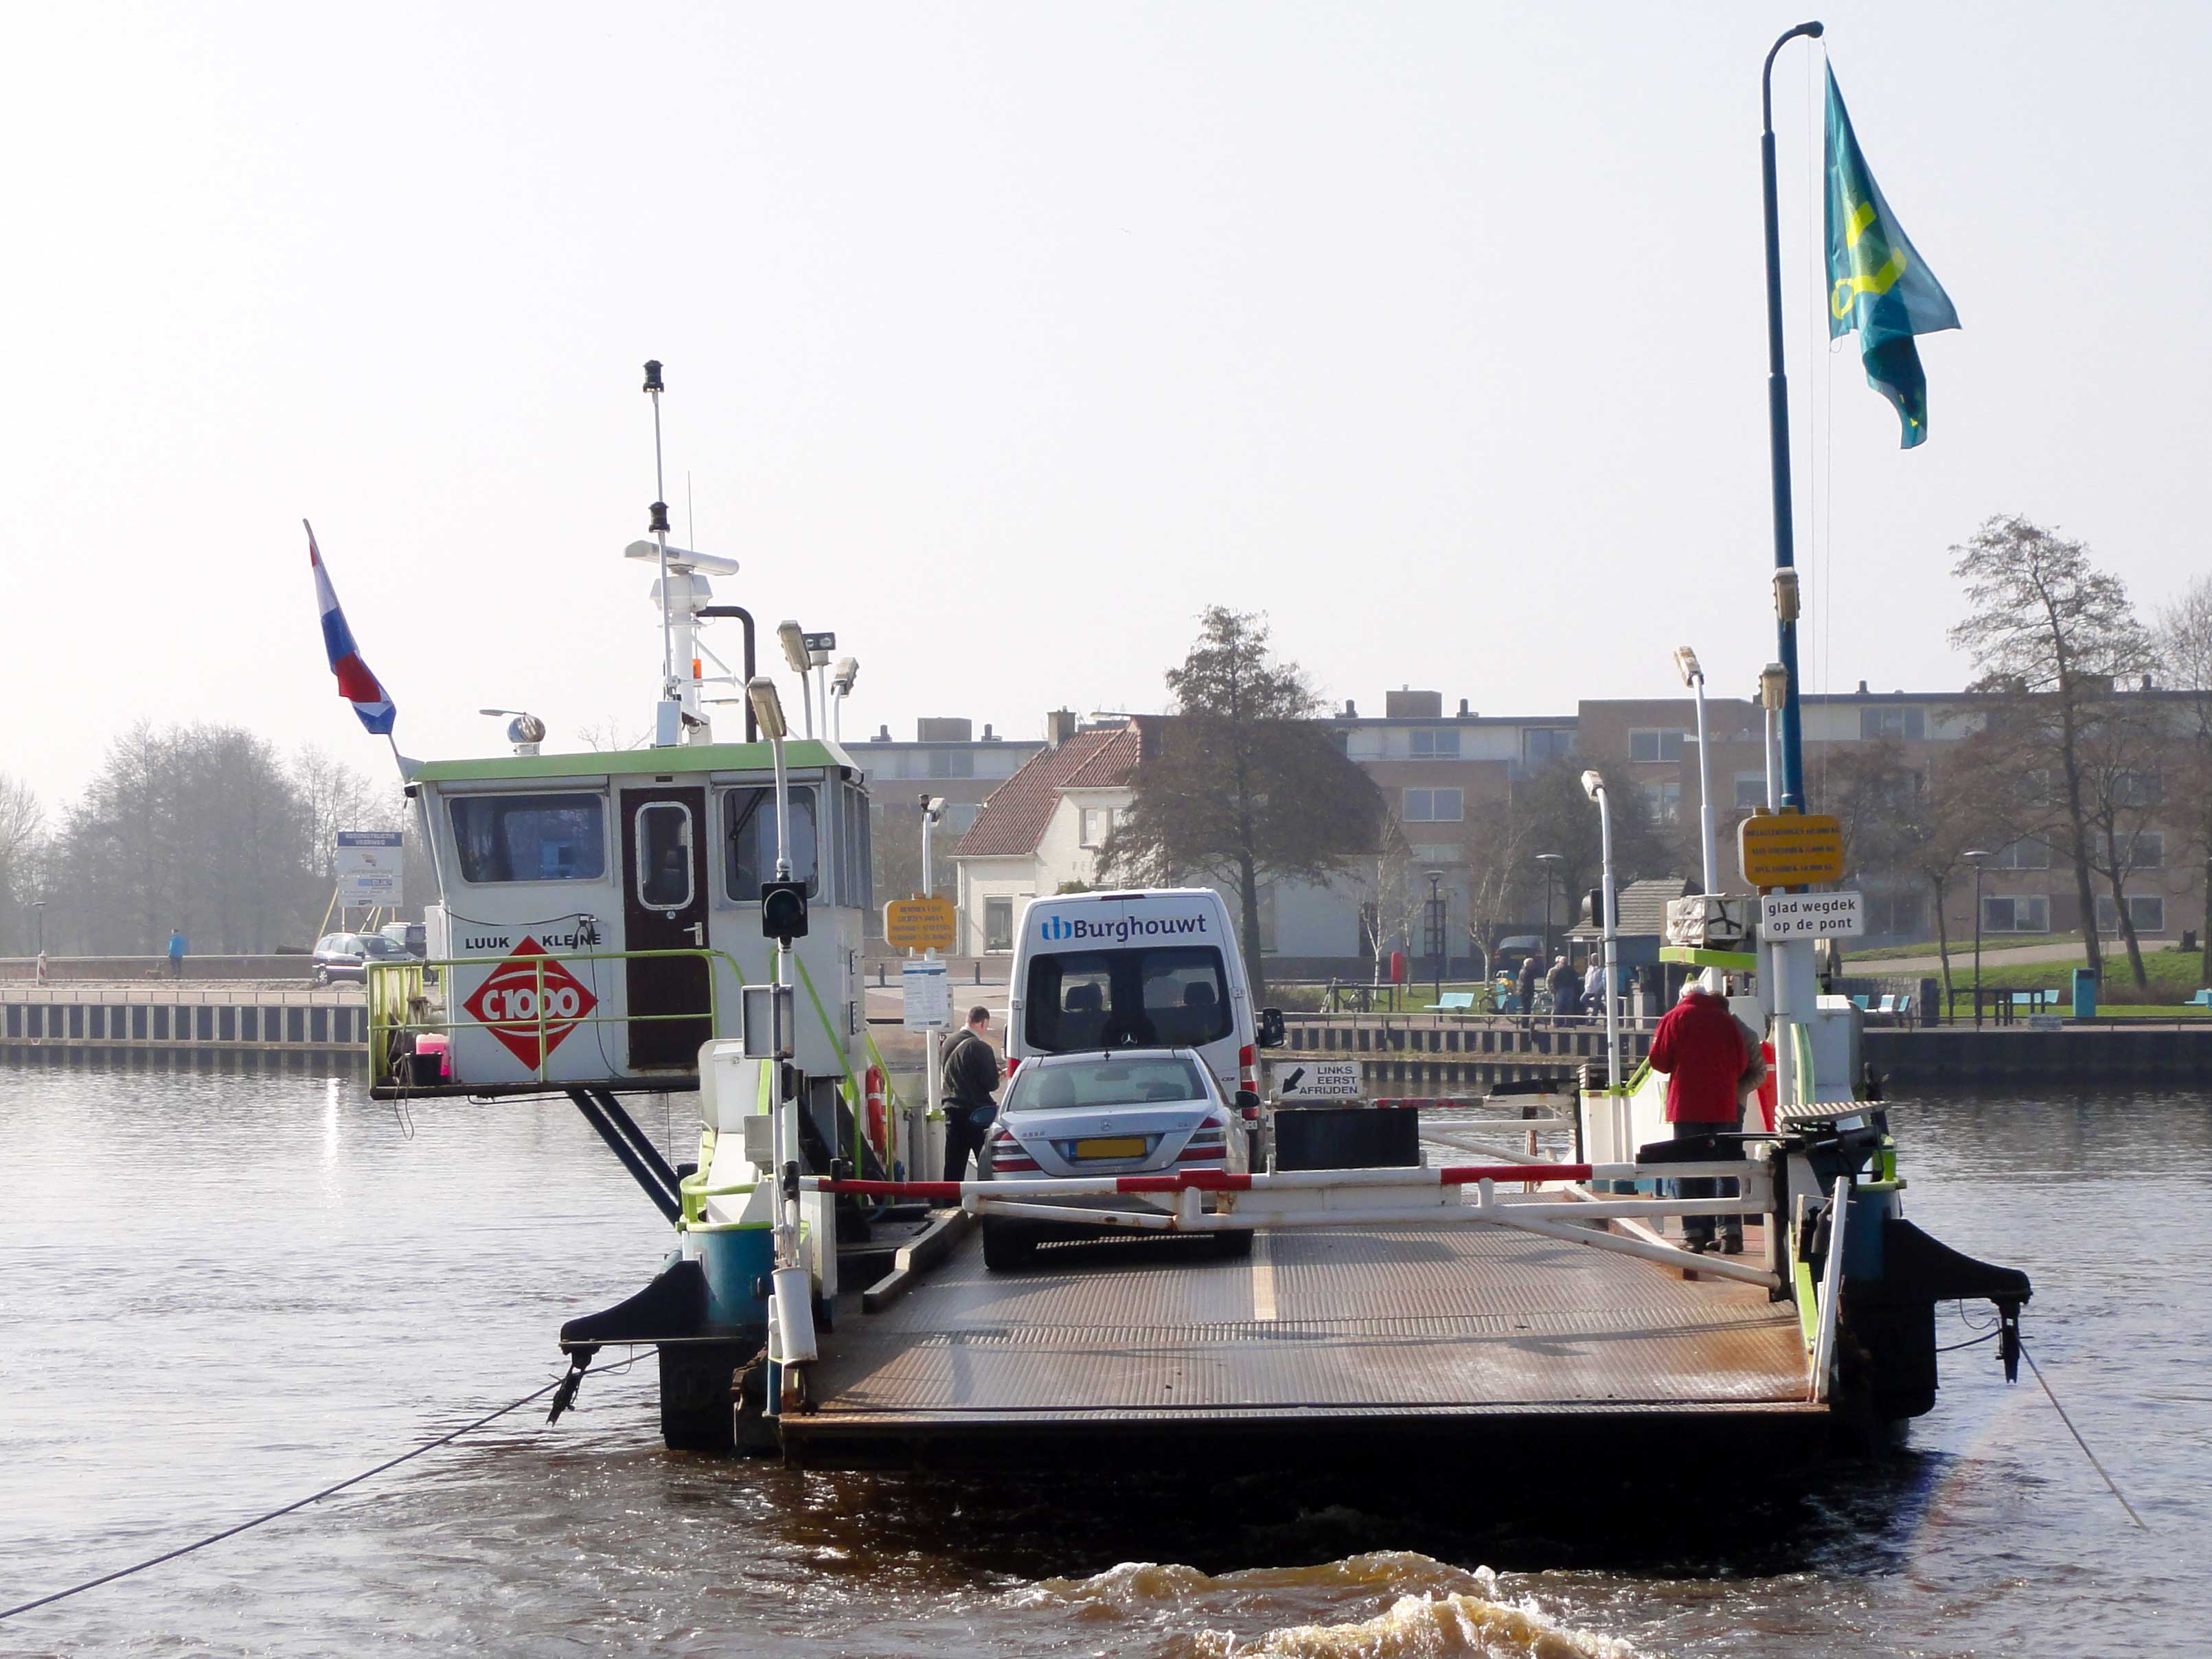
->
(363, 365, 2031, 1469)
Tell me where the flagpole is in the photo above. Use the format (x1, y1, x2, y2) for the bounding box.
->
(1761, 20, 1821, 812)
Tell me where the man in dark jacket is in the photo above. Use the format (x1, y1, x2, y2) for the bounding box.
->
(1514, 953, 1540, 1014)
(1647, 981, 1749, 1252)
(939, 1006, 1001, 1182)
(1546, 954, 1581, 1019)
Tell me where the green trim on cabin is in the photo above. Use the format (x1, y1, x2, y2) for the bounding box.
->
(1660, 946, 1760, 970)
(413, 740, 847, 784)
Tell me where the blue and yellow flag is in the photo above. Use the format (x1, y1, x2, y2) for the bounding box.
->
(1825, 65, 1959, 448)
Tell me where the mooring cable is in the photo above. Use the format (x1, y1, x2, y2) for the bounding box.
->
(0, 1353, 653, 1624)
(2022, 1342, 2150, 1531)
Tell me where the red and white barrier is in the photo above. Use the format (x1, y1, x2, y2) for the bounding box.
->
(806, 1157, 1779, 1290)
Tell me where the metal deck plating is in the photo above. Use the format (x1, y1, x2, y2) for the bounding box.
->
(784, 1204, 1818, 1462)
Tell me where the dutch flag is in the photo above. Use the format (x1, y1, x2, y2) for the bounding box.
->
(305, 520, 396, 736)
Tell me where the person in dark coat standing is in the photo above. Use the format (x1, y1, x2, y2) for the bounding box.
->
(1546, 954, 1581, 1019)
(1647, 980, 1750, 1252)
(1514, 952, 1540, 1014)
(939, 1006, 1001, 1182)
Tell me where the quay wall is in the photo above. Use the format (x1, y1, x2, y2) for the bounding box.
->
(1865, 1026, 2212, 1088)
(0, 954, 317, 983)
(1, 984, 367, 1055)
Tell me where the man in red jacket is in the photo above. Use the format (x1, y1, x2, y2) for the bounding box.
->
(1647, 980, 1749, 1253)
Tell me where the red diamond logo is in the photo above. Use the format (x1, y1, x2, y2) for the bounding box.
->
(461, 937, 597, 1068)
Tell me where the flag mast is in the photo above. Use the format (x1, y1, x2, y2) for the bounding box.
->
(1760, 21, 1822, 812)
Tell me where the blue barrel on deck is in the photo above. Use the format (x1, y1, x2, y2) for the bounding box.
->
(2073, 967, 2097, 1019)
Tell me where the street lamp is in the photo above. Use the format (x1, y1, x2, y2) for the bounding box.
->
(1674, 645, 1718, 895)
(1582, 770, 1621, 1090)
(1425, 870, 1446, 1006)
(775, 620, 814, 737)
(830, 657, 859, 742)
(746, 677, 793, 880)
(32, 899, 46, 958)
(1535, 852, 1563, 968)
(1964, 849, 1990, 1029)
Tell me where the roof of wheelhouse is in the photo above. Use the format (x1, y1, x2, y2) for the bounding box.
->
(414, 740, 850, 784)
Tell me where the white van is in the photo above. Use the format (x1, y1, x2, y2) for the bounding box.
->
(1007, 889, 1266, 1102)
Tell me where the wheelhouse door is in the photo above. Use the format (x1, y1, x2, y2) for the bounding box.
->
(619, 786, 712, 1068)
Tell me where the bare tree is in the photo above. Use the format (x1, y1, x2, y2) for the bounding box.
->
(2156, 573, 2212, 988)
(0, 775, 46, 954)
(1102, 608, 1391, 1003)
(1948, 515, 2152, 983)
(1460, 794, 1536, 979)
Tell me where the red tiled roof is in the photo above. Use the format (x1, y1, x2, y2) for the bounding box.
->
(952, 724, 1141, 858)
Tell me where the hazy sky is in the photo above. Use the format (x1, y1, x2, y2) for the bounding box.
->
(4, 3, 2207, 810)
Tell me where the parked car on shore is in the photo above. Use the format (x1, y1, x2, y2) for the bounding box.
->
(311, 931, 413, 985)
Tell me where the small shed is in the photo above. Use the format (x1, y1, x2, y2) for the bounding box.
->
(1566, 876, 1697, 983)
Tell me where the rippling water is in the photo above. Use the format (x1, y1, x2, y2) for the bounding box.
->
(1, 1056, 2204, 1656)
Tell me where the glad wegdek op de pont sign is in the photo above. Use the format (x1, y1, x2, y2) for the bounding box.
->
(1759, 891, 1864, 941)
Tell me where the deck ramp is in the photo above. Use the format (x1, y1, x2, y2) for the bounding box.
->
(789, 1205, 1815, 1454)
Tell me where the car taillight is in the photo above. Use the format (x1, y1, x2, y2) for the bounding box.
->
(1178, 1117, 1229, 1162)
(1005, 1056, 1021, 1083)
(988, 1124, 1039, 1173)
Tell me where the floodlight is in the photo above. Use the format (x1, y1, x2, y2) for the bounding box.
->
(1759, 663, 1789, 711)
(1963, 848, 1990, 863)
(776, 619, 809, 674)
(831, 656, 859, 695)
(922, 795, 947, 822)
(1674, 646, 1703, 686)
(1580, 769, 1605, 801)
(1772, 568, 1801, 623)
(747, 676, 788, 741)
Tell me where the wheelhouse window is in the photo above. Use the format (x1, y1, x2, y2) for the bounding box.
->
(841, 783, 874, 911)
(635, 802, 695, 910)
(448, 792, 606, 883)
(1023, 946, 1233, 1052)
(723, 785, 817, 900)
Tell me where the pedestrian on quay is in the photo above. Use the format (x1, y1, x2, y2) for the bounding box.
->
(939, 1005, 1001, 1182)
(1547, 953, 1580, 1020)
(1515, 952, 1539, 1016)
(166, 927, 187, 979)
(1647, 977, 1749, 1254)
(1583, 952, 1606, 1018)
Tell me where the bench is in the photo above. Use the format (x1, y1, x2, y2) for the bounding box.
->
(1425, 991, 1477, 1013)
(2189, 988, 2212, 1008)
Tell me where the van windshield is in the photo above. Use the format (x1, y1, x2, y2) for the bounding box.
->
(1023, 946, 1232, 1053)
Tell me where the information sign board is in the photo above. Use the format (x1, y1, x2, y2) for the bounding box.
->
(1759, 890, 1864, 942)
(901, 959, 952, 1032)
(1738, 811, 1845, 887)
(336, 830, 404, 906)
(1273, 1060, 1362, 1101)
(882, 894, 957, 953)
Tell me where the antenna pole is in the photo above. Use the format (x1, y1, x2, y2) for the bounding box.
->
(643, 361, 680, 744)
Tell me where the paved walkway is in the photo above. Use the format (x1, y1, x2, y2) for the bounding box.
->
(1857, 940, 2102, 975)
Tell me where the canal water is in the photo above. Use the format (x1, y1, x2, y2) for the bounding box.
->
(1, 1060, 2204, 1656)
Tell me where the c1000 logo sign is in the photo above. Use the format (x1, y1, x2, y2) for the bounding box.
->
(461, 937, 597, 1066)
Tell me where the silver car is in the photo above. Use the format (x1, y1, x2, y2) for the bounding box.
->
(980, 1049, 1253, 1270)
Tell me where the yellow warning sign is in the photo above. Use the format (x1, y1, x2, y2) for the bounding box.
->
(882, 894, 957, 952)
(1738, 810, 1845, 888)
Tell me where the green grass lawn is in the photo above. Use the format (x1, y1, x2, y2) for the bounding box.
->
(1851, 932, 2077, 961)
(1908, 944, 2209, 1006)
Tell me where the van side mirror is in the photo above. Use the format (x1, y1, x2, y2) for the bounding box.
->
(1234, 1088, 1261, 1112)
(1256, 1007, 1286, 1049)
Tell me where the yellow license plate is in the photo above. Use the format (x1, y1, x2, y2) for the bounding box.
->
(1075, 1136, 1148, 1159)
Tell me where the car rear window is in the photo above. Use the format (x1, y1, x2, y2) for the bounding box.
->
(1023, 946, 1231, 1052)
(1008, 1056, 1207, 1112)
